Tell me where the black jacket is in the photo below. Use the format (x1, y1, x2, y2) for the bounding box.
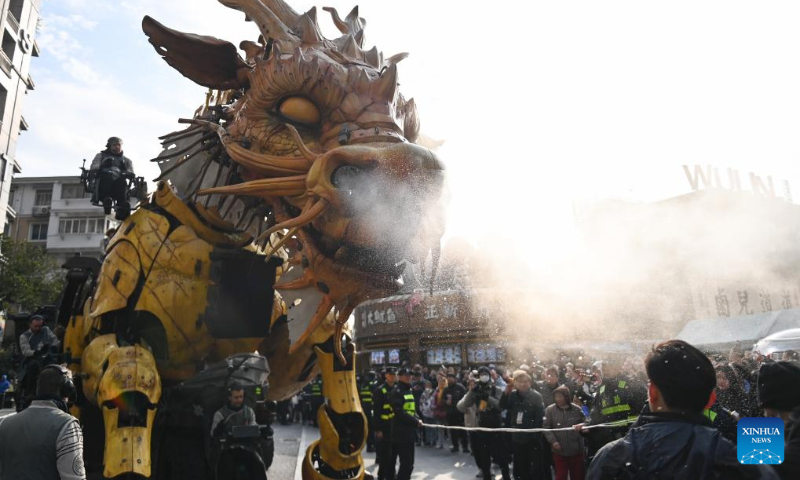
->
(587, 411, 779, 480)
(390, 381, 420, 443)
(499, 388, 545, 444)
(372, 381, 395, 433)
(773, 406, 800, 480)
(442, 383, 467, 422)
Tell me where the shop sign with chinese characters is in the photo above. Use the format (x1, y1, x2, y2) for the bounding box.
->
(355, 291, 476, 337)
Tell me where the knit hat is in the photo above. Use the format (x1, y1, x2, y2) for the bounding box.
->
(757, 361, 800, 411)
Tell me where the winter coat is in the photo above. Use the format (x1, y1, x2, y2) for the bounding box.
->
(389, 381, 420, 443)
(773, 406, 800, 480)
(90, 151, 134, 173)
(543, 402, 585, 457)
(372, 382, 395, 432)
(442, 383, 467, 424)
(499, 388, 545, 444)
(537, 380, 559, 408)
(588, 411, 779, 480)
(458, 383, 503, 428)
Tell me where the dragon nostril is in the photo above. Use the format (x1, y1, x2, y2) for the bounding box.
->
(331, 165, 368, 195)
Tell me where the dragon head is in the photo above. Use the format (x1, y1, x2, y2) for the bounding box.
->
(144, 0, 445, 363)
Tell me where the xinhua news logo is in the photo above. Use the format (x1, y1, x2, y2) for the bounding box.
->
(737, 417, 784, 465)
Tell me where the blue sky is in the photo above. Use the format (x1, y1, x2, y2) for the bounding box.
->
(17, 0, 800, 268)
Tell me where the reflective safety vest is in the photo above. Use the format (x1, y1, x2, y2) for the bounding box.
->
(380, 386, 395, 421)
(703, 409, 717, 422)
(600, 380, 636, 421)
(311, 382, 322, 397)
(360, 384, 373, 404)
(402, 392, 416, 416)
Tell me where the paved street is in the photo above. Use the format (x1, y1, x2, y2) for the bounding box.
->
(270, 422, 487, 480)
(0, 413, 490, 479)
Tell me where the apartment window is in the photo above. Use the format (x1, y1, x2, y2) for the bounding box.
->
(61, 185, 87, 199)
(9, 0, 24, 23)
(29, 222, 47, 241)
(34, 190, 51, 205)
(8, 187, 14, 206)
(2, 30, 15, 62)
(59, 217, 107, 235)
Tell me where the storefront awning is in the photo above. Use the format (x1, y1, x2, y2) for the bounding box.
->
(676, 308, 800, 351)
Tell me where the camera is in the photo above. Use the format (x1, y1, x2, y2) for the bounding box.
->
(474, 380, 491, 400)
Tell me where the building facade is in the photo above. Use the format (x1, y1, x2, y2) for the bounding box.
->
(354, 288, 510, 370)
(0, 0, 40, 234)
(8, 176, 114, 264)
(573, 188, 800, 345)
(355, 186, 800, 367)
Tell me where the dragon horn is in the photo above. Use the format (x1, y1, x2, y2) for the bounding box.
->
(218, 0, 296, 41)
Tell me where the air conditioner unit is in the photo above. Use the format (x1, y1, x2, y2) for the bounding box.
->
(32, 206, 50, 216)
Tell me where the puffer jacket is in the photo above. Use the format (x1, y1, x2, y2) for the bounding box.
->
(587, 411, 778, 480)
(773, 406, 800, 479)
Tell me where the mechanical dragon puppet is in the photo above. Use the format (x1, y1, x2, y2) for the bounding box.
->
(61, 0, 445, 478)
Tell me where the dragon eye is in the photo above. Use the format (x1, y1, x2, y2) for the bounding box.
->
(278, 97, 320, 125)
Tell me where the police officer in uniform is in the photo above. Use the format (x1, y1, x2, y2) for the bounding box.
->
(579, 356, 647, 459)
(389, 368, 423, 480)
(372, 367, 397, 480)
(359, 371, 377, 452)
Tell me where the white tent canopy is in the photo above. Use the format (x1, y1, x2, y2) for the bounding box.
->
(676, 309, 800, 352)
(753, 328, 800, 355)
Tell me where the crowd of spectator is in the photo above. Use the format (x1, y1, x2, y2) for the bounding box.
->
(353, 341, 799, 480)
(268, 342, 800, 479)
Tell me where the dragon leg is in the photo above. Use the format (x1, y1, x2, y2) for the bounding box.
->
(81, 334, 162, 478)
(303, 335, 367, 480)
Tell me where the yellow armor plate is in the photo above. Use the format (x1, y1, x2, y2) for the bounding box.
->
(90, 240, 142, 319)
(81, 334, 120, 405)
(153, 181, 252, 247)
(132, 221, 216, 380)
(98, 345, 161, 478)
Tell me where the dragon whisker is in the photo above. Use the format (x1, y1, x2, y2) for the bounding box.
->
(262, 226, 299, 258)
(284, 123, 319, 164)
(225, 141, 311, 176)
(257, 196, 328, 242)
(197, 175, 307, 198)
